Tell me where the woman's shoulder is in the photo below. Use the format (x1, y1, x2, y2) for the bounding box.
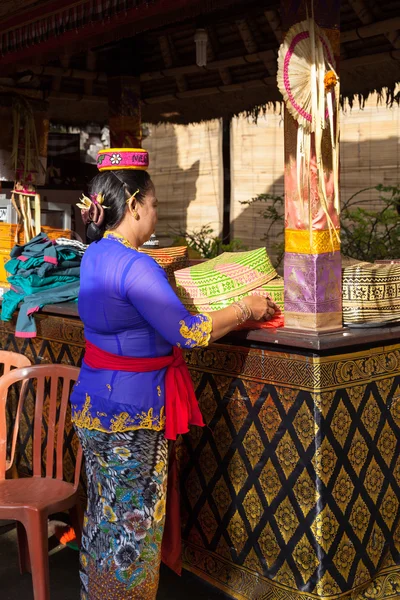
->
(85, 237, 165, 275)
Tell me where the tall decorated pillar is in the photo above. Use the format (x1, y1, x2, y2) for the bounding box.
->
(279, 1, 342, 331)
(108, 76, 142, 148)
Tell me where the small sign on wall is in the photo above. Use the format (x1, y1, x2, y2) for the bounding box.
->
(0, 196, 16, 224)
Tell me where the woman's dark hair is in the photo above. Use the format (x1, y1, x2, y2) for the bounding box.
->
(84, 169, 153, 242)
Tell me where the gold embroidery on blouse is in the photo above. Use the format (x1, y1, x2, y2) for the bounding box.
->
(103, 230, 138, 250)
(71, 394, 102, 430)
(106, 384, 112, 391)
(71, 394, 166, 433)
(179, 313, 213, 348)
(157, 385, 161, 397)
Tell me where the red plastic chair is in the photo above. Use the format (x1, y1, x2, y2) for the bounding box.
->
(0, 349, 31, 374)
(0, 364, 83, 600)
(0, 350, 32, 475)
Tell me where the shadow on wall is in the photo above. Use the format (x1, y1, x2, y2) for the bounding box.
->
(145, 123, 200, 245)
(231, 136, 400, 267)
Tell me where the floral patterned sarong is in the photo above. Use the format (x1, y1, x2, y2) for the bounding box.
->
(75, 428, 168, 600)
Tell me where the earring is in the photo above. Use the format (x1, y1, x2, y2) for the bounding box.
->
(133, 210, 139, 220)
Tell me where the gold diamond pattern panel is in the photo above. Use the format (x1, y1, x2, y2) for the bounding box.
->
(311, 505, 339, 553)
(274, 496, 299, 544)
(180, 343, 400, 600)
(293, 534, 319, 584)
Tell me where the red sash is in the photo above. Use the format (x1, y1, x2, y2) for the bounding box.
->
(84, 340, 205, 440)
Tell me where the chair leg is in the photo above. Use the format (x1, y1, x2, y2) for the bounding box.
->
(25, 512, 50, 600)
(16, 521, 32, 574)
(69, 502, 84, 548)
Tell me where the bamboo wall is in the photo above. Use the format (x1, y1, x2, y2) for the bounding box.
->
(144, 93, 399, 262)
(144, 120, 222, 246)
(230, 109, 285, 265)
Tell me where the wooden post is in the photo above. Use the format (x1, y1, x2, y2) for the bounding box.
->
(108, 76, 142, 148)
(281, 0, 342, 331)
(222, 117, 231, 244)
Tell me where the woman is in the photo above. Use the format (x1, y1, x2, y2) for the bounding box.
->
(70, 148, 276, 600)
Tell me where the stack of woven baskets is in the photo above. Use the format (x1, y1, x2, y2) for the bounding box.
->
(139, 246, 189, 282)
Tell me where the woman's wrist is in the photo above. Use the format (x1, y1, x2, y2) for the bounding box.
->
(242, 297, 253, 320)
(231, 300, 252, 325)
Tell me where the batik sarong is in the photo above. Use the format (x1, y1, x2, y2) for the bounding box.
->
(75, 427, 168, 600)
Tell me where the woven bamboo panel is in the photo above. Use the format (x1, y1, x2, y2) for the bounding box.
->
(230, 94, 400, 263)
(144, 120, 223, 246)
(340, 96, 400, 210)
(230, 111, 285, 266)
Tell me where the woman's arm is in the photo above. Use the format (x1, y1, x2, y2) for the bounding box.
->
(125, 255, 276, 348)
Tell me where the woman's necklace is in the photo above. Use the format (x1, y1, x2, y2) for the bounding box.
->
(103, 231, 138, 250)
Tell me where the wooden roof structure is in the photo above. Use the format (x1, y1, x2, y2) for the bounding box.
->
(0, 0, 399, 124)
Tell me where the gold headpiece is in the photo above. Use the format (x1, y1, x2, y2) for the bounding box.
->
(126, 189, 140, 205)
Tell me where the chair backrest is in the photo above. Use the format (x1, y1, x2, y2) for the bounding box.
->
(0, 364, 82, 488)
(0, 350, 31, 375)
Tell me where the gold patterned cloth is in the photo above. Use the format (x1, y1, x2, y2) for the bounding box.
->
(178, 342, 400, 600)
(343, 262, 400, 325)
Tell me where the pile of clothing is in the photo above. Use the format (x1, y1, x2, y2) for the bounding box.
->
(1, 233, 87, 338)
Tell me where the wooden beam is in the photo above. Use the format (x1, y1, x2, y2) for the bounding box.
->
(140, 50, 276, 82)
(264, 9, 282, 43)
(17, 50, 276, 87)
(207, 26, 232, 86)
(17, 64, 107, 83)
(341, 48, 400, 69)
(142, 76, 276, 104)
(158, 35, 173, 68)
(347, 0, 400, 50)
(236, 17, 277, 75)
(347, 0, 373, 24)
(222, 117, 231, 243)
(236, 19, 258, 53)
(341, 16, 400, 43)
(49, 91, 107, 103)
(159, 34, 187, 93)
(219, 68, 232, 85)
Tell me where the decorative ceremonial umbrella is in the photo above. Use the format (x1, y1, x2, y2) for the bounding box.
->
(277, 18, 340, 240)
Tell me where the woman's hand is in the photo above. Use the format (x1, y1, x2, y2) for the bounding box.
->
(243, 295, 277, 321)
(208, 295, 278, 343)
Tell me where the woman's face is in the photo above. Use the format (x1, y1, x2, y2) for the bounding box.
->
(137, 183, 158, 244)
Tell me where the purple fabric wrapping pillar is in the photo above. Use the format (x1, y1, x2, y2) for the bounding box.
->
(284, 251, 342, 330)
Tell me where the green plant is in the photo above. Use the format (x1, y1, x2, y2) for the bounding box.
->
(172, 224, 247, 259)
(243, 184, 400, 264)
(340, 184, 400, 262)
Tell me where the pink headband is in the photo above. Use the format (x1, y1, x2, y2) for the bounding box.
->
(97, 148, 149, 171)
